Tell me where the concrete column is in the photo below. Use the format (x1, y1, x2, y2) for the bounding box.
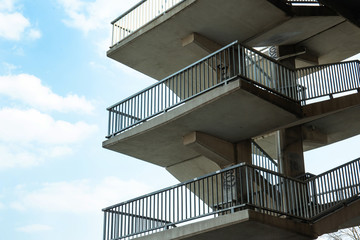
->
(277, 125, 305, 178)
(236, 139, 252, 164)
(183, 131, 235, 168)
(277, 45, 297, 69)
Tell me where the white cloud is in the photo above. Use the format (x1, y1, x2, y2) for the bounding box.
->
(0, 72, 97, 170)
(0, 144, 74, 169)
(0, 145, 40, 169)
(0, 108, 97, 144)
(28, 28, 41, 40)
(16, 224, 52, 233)
(0, 0, 16, 11)
(0, 1, 41, 41)
(0, 12, 29, 40)
(58, 0, 134, 34)
(0, 74, 94, 114)
(11, 177, 153, 214)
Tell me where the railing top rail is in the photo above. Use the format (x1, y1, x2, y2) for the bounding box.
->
(307, 157, 360, 181)
(103, 162, 307, 211)
(285, 0, 321, 4)
(242, 44, 295, 71)
(103, 157, 360, 211)
(252, 140, 278, 166)
(111, 0, 148, 25)
(296, 60, 360, 71)
(106, 40, 298, 110)
(103, 162, 244, 210)
(106, 40, 239, 110)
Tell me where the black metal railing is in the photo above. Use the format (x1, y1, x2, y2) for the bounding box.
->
(307, 158, 360, 218)
(106, 41, 299, 137)
(111, 0, 185, 46)
(285, 0, 320, 5)
(106, 38, 360, 137)
(252, 140, 278, 172)
(103, 158, 360, 240)
(296, 61, 360, 101)
(110, 0, 322, 46)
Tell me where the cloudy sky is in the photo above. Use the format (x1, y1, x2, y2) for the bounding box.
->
(0, 1, 359, 240)
(0, 1, 180, 239)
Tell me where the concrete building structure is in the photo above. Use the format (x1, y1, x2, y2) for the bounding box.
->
(102, 0, 360, 239)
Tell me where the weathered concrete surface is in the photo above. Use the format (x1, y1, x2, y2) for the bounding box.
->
(256, 91, 360, 158)
(107, 0, 360, 79)
(103, 78, 301, 168)
(278, 126, 305, 178)
(183, 131, 236, 168)
(313, 198, 360, 236)
(135, 210, 315, 240)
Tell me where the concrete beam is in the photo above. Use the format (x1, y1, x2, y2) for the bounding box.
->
(318, 0, 360, 27)
(166, 156, 221, 182)
(313, 198, 360, 236)
(236, 139, 252, 164)
(182, 32, 222, 54)
(183, 131, 235, 168)
(135, 209, 316, 240)
(277, 126, 305, 178)
(296, 50, 319, 65)
(277, 45, 319, 68)
(302, 125, 328, 146)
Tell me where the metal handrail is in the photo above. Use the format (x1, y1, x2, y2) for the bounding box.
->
(251, 140, 278, 172)
(102, 158, 360, 240)
(110, 0, 323, 46)
(285, 0, 320, 5)
(296, 60, 360, 101)
(110, 0, 186, 46)
(106, 43, 360, 137)
(106, 41, 298, 138)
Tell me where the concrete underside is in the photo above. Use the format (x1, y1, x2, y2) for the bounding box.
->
(103, 78, 300, 168)
(107, 0, 360, 80)
(256, 92, 360, 159)
(132, 198, 360, 240)
(135, 210, 315, 240)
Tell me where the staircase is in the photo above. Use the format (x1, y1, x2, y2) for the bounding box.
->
(102, 156, 360, 240)
(106, 41, 360, 138)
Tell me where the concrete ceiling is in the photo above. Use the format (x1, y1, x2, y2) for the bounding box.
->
(108, 0, 360, 80)
(103, 78, 300, 168)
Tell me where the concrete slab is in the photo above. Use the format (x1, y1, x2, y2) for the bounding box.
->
(255, 92, 360, 159)
(107, 0, 290, 80)
(107, 0, 360, 80)
(134, 210, 315, 240)
(103, 78, 300, 168)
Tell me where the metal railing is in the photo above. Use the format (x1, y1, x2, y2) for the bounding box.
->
(103, 158, 360, 240)
(285, 0, 320, 5)
(107, 41, 298, 137)
(111, 0, 185, 46)
(296, 61, 360, 102)
(252, 141, 278, 172)
(307, 158, 360, 218)
(107, 42, 360, 137)
(109, 0, 323, 46)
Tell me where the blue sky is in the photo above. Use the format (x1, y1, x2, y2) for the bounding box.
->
(0, 1, 179, 239)
(0, 0, 359, 239)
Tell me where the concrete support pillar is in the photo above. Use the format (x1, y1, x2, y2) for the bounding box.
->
(277, 125, 305, 178)
(277, 45, 297, 69)
(236, 139, 252, 164)
(183, 131, 252, 168)
(183, 131, 235, 168)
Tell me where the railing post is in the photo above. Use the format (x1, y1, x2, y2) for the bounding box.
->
(103, 211, 107, 240)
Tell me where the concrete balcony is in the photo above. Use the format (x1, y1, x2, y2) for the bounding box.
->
(103, 42, 360, 176)
(102, 159, 360, 240)
(107, 0, 360, 80)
